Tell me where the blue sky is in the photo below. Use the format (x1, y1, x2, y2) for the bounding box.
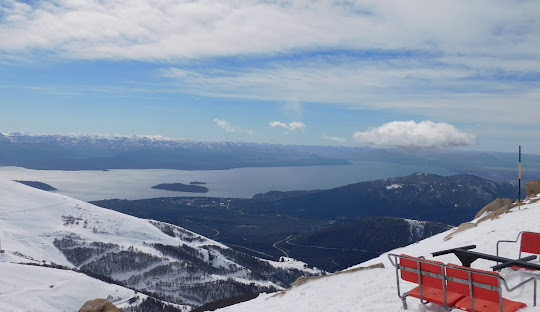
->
(1, 0, 540, 152)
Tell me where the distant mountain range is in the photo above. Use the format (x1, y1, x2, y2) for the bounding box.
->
(0, 133, 348, 170)
(0, 132, 539, 183)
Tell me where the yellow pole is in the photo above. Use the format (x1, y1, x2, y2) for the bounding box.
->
(519, 146, 521, 210)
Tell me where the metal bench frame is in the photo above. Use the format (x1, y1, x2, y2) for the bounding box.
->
(388, 253, 537, 312)
(446, 264, 536, 312)
(388, 254, 454, 311)
(497, 231, 540, 260)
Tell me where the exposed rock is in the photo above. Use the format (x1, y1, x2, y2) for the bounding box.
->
(477, 205, 512, 223)
(344, 262, 385, 273)
(78, 298, 121, 312)
(474, 198, 514, 219)
(526, 180, 540, 198)
(444, 222, 477, 241)
(275, 263, 384, 297)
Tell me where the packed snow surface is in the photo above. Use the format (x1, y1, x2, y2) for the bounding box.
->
(0, 261, 141, 312)
(216, 196, 540, 312)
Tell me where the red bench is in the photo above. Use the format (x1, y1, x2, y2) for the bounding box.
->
(446, 264, 532, 312)
(388, 254, 465, 310)
(389, 254, 536, 311)
(497, 231, 540, 271)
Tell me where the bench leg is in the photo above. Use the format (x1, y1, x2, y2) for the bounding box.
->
(401, 297, 408, 310)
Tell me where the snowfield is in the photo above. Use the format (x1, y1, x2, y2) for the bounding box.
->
(0, 177, 321, 311)
(0, 261, 142, 312)
(216, 196, 540, 312)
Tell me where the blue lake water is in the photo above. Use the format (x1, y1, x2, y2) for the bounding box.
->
(0, 162, 452, 202)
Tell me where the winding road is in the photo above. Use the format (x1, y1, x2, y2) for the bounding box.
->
(272, 235, 298, 258)
(184, 219, 220, 238)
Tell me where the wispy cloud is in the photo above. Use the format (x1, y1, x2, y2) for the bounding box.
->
(1, 0, 539, 68)
(323, 135, 346, 143)
(161, 58, 540, 125)
(353, 120, 476, 149)
(24, 86, 78, 96)
(269, 121, 306, 131)
(213, 118, 254, 135)
(280, 100, 303, 119)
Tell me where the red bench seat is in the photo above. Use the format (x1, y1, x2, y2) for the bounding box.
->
(446, 264, 527, 312)
(389, 254, 535, 311)
(454, 296, 526, 312)
(407, 286, 464, 306)
(399, 255, 465, 308)
(498, 231, 540, 271)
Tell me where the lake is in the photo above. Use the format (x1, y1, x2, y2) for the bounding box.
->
(0, 161, 451, 202)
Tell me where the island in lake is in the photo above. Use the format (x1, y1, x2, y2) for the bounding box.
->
(14, 180, 57, 191)
(151, 183, 209, 193)
(189, 181, 207, 185)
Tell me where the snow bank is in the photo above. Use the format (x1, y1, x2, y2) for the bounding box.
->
(0, 262, 137, 312)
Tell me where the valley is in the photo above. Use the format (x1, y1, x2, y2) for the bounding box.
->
(92, 173, 513, 272)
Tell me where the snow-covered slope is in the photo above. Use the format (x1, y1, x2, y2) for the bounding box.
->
(216, 196, 540, 312)
(0, 178, 321, 310)
(0, 261, 147, 312)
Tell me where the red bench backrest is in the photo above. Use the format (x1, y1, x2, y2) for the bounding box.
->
(446, 264, 500, 302)
(521, 232, 540, 255)
(399, 255, 445, 289)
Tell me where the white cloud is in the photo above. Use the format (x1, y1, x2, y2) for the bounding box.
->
(213, 118, 253, 134)
(352, 120, 476, 149)
(213, 118, 236, 132)
(323, 135, 346, 143)
(0, 0, 539, 67)
(269, 121, 306, 131)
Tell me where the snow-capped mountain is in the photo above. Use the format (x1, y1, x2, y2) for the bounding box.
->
(0, 178, 322, 311)
(216, 195, 540, 312)
(0, 132, 198, 149)
(0, 132, 347, 170)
